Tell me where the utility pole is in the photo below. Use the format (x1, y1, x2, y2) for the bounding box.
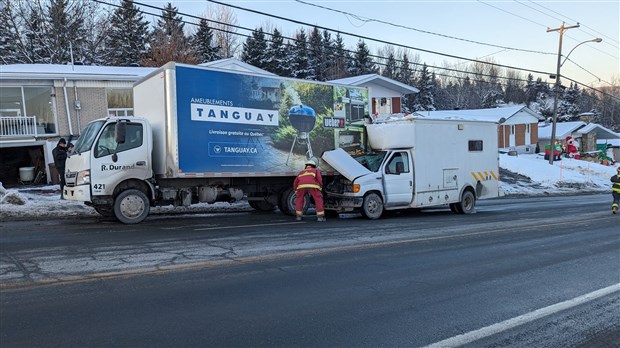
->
(546, 22, 579, 165)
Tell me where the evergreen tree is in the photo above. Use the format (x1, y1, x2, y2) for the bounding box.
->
(266, 28, 289, 76)
(350, 39, 377, 75)
(396, 53, 413, 86)
(413, 63, 435, 111)
(524, 73, 537, 106)
(0, 0, 21, 64)
(558, 83, 581, 121)
(307, 27, 324, 81)
(321, 30, 335, 80)
(504, 70, 525, 105)
(289, 29, 310, 79)
(241, 27, 268, 70)
(327, 32, 349, 80)
(105, 0, 150, 66)
(382, 52, 397, 79)
(23, 5, 49, 63)
(192, 18, 220, 63)
(145, 2, 198, 66)
(45, 0, 89, 63)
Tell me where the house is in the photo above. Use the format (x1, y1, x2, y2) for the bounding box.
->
(537, 121, 620, 154)
(0, 59, 273, 186)
(329, 74, 419, 115)
(413, 105, 543, 153)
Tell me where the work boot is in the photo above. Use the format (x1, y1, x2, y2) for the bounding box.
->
(317, 217, 326, 222)
(295, 216, 302, 221)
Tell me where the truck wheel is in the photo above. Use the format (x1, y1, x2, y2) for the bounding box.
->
(93, 205, 115, 217)
(113, 189, 150, 224)
(458, 191, 476, 214)
(361, 193, 383, 220)
(249, 200, 276, 212)
(278, 188, 308, 216)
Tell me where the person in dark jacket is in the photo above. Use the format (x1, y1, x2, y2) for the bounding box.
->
(52, 138, 68, 199)
(612, 166, 620, 214)
(293, 160, 325, 222)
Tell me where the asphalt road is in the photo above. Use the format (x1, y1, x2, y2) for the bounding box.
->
(1, 194, 619, 347)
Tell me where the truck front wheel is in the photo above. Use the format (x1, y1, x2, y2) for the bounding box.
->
(361, 193, 383, 220)
(114, 189, 150, 224)
(278, 188, 308, 216)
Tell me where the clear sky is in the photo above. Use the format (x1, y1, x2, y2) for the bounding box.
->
(136, 0, 619, 89)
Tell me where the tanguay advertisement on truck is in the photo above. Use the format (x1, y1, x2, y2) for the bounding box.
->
(173, 66, 369, 174)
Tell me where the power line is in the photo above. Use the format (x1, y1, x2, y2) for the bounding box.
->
(294, 0, 556, 56)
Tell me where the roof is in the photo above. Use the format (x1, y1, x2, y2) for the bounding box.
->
(0, 64, 155, 81)
(199, 58, 276, 76)
(329, 74, 419, 95)
(413, 105, 542, 123)
(537, 121, 586, 139)
(537, 121, 620, 140)
(576, 123, 620, 139)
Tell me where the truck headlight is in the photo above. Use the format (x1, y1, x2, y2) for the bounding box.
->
(76, 170, 90, 185)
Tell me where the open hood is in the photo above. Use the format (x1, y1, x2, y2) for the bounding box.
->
(322, 148, 372, 181)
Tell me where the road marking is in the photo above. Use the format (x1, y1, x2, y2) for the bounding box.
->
(424, 283, 620, 348)
(193, 221, 305, 231)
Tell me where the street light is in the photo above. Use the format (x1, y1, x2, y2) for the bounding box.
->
(547, 22, 602, 165)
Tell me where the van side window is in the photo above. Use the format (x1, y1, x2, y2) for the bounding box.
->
(468, 140, 483, 152)
(95, 123, 143, 158)
(385, 152, 409, 174)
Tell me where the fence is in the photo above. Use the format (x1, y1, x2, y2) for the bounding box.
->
(0, 116, 38, 137)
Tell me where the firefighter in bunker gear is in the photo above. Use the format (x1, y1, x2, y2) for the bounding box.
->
(612, 166, 620, 214)
(293, 160, 326, 222)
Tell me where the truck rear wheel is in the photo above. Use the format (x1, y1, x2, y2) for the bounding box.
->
(457, 191, 476, 214)
(361, 193, 383, 220)
(113, 189, 150, 224)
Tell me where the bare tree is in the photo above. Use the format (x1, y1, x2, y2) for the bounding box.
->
(207, 5, 238, 58)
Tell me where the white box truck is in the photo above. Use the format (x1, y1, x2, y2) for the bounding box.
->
(321, 117, 500, 219)
(63, 62, 371, 223)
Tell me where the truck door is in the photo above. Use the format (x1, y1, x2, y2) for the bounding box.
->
(90, 121, 150, 196)
(383, 151, 413, 206)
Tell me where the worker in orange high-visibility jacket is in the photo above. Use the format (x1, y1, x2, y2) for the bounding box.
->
(612, 166, 620, 214)
(293, 160, 326, 222)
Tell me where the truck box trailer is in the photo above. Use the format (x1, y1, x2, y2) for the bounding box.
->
(63, 62, 370, 223)
(322, 117, 500, 218)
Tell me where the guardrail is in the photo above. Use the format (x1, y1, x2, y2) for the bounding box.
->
(0, 116, 38, 137)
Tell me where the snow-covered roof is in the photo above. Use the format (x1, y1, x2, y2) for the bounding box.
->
(199, 58, 276, 76)
(0, 64, 155, 81)
(329, 74, 419, 95)
(537, 121, 586, 139)
(413, 105, 541, 123)
(576, 123, 620, 139)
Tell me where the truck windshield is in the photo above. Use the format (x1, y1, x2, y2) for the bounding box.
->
(353, 151, 387, 172)
(72, 120, 104, 154)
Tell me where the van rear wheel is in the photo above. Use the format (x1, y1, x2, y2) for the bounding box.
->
(113, 189, 150, 224)
(458, 191, 476, 214)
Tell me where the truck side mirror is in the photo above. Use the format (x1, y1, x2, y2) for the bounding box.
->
(115, 121, 126, 144)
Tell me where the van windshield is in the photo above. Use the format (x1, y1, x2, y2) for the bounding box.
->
(72, 120, 105, 154)
(353, 151, 387, 172)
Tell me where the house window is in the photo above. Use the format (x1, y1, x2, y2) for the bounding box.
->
(469, 140, 483, 152)
(378, 97, 391, 114)
(511, 125, 515, 135)
(0, 86, 57, 135)
(526, 124, 530, 133)
(106, 88, 133, 117)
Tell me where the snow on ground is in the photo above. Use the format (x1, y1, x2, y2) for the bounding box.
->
(0, 153, 617, 220)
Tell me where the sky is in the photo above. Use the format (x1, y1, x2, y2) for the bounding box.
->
(1, 153, 618, 219)
(131, 0, 620, 89)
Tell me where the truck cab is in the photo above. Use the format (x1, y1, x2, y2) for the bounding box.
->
(64, 117, 154, 222)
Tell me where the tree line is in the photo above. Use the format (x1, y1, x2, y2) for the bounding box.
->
(1, 0, 618, 131)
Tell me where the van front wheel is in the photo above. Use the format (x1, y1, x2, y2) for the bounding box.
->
(361, 193, 383, 220)
(114, 189, 150, 224)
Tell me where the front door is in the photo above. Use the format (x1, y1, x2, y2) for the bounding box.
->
(383, 151, 413, 206)
(90, 121, 150, 196)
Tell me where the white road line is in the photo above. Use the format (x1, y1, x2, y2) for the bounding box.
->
(424, 283, 620, 348)
(193, 221, 305, 231)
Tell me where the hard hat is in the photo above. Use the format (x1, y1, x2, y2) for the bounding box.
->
(305, 160, 317, 167)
